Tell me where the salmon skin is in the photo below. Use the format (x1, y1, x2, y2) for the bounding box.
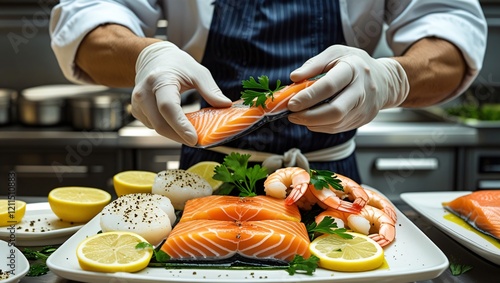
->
(180, 195, 302, 222)
(161, 219, 311, 262)
(186, 74, 325, 148)
(443, 190, 500, 240)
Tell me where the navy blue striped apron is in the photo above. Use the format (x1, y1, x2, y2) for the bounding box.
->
(179, 0, 361, 184)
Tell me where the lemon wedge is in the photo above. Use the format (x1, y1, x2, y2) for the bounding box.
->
(76, 231, 153, 273)
(113, 171, 157, 197)
(48, 187, 111, 223)
(186, 161, 223, 191)
(309, 232, 384, 272)
(0, 200, 26, 226)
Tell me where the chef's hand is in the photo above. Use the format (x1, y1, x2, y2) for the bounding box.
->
(132, 41, 232, 146)
(287, 45, 409, 134)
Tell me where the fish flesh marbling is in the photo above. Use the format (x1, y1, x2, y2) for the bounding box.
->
(161, 195, 311, 261)
(443, 190, 500, 240)
(161, 219, 310, 261)
(179, 195, 302, 222)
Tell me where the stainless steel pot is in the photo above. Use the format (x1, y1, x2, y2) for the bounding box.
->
(0, 89, 17, 125)
(18, 95, 65, 126)
(69, 92, 132, 131)
(18, 84, 109, 127)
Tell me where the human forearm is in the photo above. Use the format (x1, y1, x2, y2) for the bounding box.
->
(394, 37, 466, 107)
(75, 24, 161, 87)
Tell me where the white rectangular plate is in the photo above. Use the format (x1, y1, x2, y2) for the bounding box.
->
(47, 191, 448, 283)
(401, 191, 500, 265)
(0, 202, 83, 246)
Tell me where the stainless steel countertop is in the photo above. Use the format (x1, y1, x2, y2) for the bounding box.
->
(16, 198, 499, 283)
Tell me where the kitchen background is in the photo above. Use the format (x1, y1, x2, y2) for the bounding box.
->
(1, 0, 499, 204)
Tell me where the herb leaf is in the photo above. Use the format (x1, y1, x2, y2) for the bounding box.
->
(136, 242, 171, 263)
(213, 182, 236, 195)
(286, 254, 319, 275)
(241, 75, 284, 108)
(306, 216, 353, 241)
(27, 263, 50, 277)
(22, 246, 57, 277)
(450, 262, 473, 276)
(309, 169, 343, 191)
(213, 152, 268, 197)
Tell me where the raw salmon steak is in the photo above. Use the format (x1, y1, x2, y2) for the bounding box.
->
(186, 76, 321, 148)
(443, 190, 500, 240)
(161, 219, 311, 261)
(180, 195, 301, 222)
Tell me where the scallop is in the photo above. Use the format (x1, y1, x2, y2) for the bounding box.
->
(152, 169, 213, 210)
(100, 193, 176, 245)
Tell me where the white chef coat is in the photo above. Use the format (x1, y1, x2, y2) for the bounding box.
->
(49, 0, 487, 100)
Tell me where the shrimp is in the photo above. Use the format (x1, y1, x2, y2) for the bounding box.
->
(364, 187, 397, 223)
(309, 174, 369, 213)
(264, 167, 310, 201)
(316, 205, 396, 247)
(293, 188, 318, 210)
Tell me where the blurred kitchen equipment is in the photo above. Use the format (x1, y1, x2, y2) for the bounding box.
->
(417, 91, 500, 129)
(0, 88, 17, 125)
(18, 95, 66, 126)
(68, 91, 132, 131)
(18, 84, 109, 127)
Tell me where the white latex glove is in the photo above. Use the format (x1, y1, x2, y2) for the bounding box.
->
(287, 45, 409, 134)
(132, 41, 232, 146)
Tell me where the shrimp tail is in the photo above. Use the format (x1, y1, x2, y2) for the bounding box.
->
(284, 183, 309, 205)
(337, 202, 363, 214)
(320, 196, 363, 214)
(353, 198, 368, 210)
(369, 232, 394, 248)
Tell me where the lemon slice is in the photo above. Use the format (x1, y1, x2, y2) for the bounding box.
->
(76, 231, 153, 273)
(48, 187, 111, 223)
(0, 200, 26, 226)
(113, 171, 157, 197)
(186, 161, 223, 191)
(309, 232, 384, 272)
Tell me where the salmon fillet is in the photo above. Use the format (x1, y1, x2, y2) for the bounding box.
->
(161, 219, 311, 261)
(443, 190, 500, 240)
(180, 195, 302, 222)
(186, 103, 265, 147)
(186, 77, 319, 147)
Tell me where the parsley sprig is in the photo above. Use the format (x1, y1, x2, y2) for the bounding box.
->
(22, 246, 57, 276)
(136, 242, 170, 263)
(213, 153, 268, 197)
(241, 75, 284, 108)
(449, 261, 473, 276)
(286, 254, 319, 275)
(306, 216, 353, 241)
(309, 169, 343, 191)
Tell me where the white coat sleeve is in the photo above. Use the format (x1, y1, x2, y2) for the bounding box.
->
(385, 0, 487, 101)
(49, 0, 162, 84)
